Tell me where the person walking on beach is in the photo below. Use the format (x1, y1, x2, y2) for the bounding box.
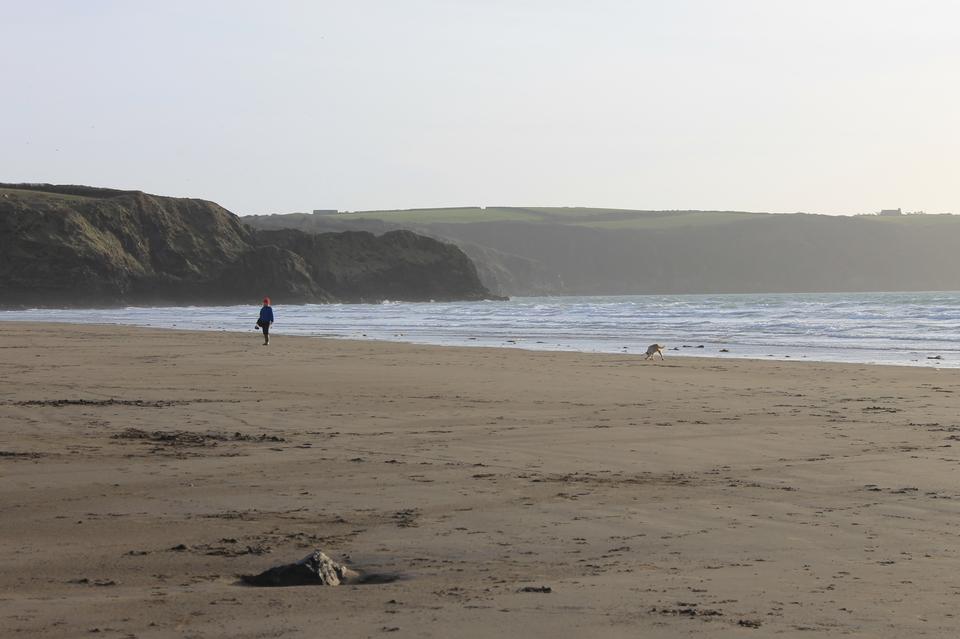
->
(257, 297, 274, 346)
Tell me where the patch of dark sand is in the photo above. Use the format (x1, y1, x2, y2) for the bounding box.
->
(0, 450, 46, 459)
(6, 398, 239, 408)
(518, 585, 552, 593)
(531, 470, 697, 487)
(112, 428, 285, 447)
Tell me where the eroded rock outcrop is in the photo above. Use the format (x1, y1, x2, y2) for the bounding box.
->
(0, 183, 498, 306)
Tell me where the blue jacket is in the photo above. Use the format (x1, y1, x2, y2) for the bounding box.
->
(259, 305, 274, 323)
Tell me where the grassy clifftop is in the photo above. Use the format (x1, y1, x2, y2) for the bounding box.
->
(325, 206, 769, 229)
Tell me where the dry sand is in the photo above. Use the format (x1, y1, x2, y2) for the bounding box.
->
(2, 323, 960, 637)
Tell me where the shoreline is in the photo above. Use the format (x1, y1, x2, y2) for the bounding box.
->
(2, 323, 960, 637)
(1, 313, 955, 369)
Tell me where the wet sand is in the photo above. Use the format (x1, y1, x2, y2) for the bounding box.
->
(2, 323, 960, 637)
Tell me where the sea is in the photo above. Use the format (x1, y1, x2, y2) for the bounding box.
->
(3, 291, 960, 368)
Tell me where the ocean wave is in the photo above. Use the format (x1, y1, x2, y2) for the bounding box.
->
(3, 291, 960, 367)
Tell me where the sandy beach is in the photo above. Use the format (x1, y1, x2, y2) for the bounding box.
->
(2, 323, 960, 638)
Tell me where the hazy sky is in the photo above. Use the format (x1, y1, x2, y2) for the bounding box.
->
(1, 1, 957, 215)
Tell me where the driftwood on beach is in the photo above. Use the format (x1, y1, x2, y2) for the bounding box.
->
(241, 550, 357, 587)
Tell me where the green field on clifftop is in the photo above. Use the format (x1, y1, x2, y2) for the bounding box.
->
(333, 205, 955, 230)
(334, 206, 770, 229)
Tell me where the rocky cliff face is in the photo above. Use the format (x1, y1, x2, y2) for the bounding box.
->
(250, 228, 496, 303)
(245, 213, 563, 296)
(0, 184, 496, 307)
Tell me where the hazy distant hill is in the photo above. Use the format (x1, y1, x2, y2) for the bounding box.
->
(246, 207, 960, 296)
(0, 185, 495, 307)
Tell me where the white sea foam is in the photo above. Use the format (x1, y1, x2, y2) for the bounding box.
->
(3, 292, 959, 367)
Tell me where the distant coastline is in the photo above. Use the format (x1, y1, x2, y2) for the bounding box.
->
(247, 207, 960, 298)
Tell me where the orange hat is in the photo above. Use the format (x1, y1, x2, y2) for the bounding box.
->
(263, 297, 270, 305)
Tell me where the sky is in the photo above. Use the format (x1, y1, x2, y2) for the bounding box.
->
(1, 1, 957, 215)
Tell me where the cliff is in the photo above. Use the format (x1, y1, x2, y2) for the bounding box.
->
(246, 207, 960, 296)
(247, 212, 562, 296)
(0, 184, 496, 307)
